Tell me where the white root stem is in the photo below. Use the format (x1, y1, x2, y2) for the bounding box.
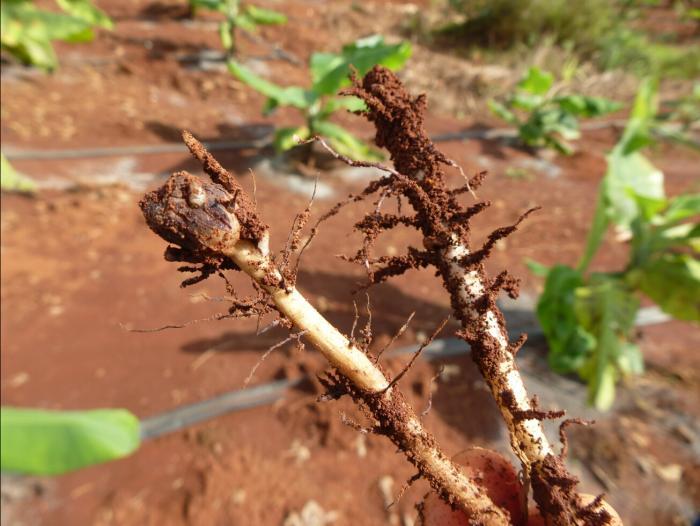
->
(444, 243, 553, 464)
(230, 240, 389, 391)
(223, 238, 509, 525)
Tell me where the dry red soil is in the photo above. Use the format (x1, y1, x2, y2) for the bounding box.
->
(2, 1, 699, 525)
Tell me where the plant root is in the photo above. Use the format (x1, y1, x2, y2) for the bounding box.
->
(328, 66, 614, 526)
(140, 135, 511, 525)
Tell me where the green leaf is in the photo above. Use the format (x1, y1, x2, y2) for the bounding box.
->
(633, 254, 700, 322)
(10, 37, 59, 70)
(313, 120, 382, 161)
(617, 341, 644, 375)
(544, 134, 574, 155)
(487, 100, 518, 125)
(511, 92, 544, 112)
(617, 77, 659, 155)
(574, 276, 640, 411)
(1, 1, 96, 70)
(56, 0, 113, 30)
(1, 407, 140, 475)
(227, 60, 313, 109)
(1, 154, 36, 194)
(603, 150, 665, 230)
(555, 95, 622, 117)
(234, 12, 258, 32)
(188, 0, 227, 13)
(535, 265, 593, 373)
(518, 121, 546, 146)
(526, 259, 550, 277)
(244, 5, 287, 25)
(517, 67, 554, 96)
(661, 193, 700, 225)
(310, 35, 411, 96)
(273, 126, 309, 153)
(320, 96, 367, 117)
(576, 188, 611, 273)
(219, 20, 233, 50)
(633, 193, 669, 222)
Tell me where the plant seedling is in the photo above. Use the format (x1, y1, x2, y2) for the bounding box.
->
(188, 0, 286, 59)
(531, 78, 700, 410)
(1, 0, 112, 71)
(228, 35, 411, 161)
(489, 67, 622, 154)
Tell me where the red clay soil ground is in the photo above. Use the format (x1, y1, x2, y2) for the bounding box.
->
(2, 1, 700, 525)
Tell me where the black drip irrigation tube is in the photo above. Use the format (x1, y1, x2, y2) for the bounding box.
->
(2, 121, 628, 162)
(138, 305, 668, 441)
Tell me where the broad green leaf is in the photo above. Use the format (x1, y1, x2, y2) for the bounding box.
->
(273, 126, 309, 153)
(227, 60, 313, 109)
(535, 265, 593, 373)
(309, 52, 338, 86)
(310, 35, 411, 96)
(244, 5, 287, 25)
(487, 100, 518, 125)
(555, 95, 622, 117)
(603, 150, 665, 230)
(1, 407, 140, 475)
(313, 120, 382, 161)
(517, 67, 554, 96)
(56, 0, 113, 30)
(1, 154, 36, 194)
(632, 254, 700, 322)
(511, 93, 543, 112)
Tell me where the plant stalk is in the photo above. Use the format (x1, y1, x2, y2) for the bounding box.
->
(139, 137, 511, 525)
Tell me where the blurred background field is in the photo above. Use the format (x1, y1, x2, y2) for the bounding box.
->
(1, 1, 699, 525)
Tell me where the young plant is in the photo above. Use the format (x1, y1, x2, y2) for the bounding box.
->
(140, 68, 617, 524)
(188, 0, 286, 59)
(228, 35, 411, 161)
(1, 407, 141, 475)
(531, 78, 700, 410)
(1, 0, 112, 71)
(489, 67, 622, 154)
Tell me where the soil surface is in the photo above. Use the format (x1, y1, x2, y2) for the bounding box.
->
(2, 1, 699, 525)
